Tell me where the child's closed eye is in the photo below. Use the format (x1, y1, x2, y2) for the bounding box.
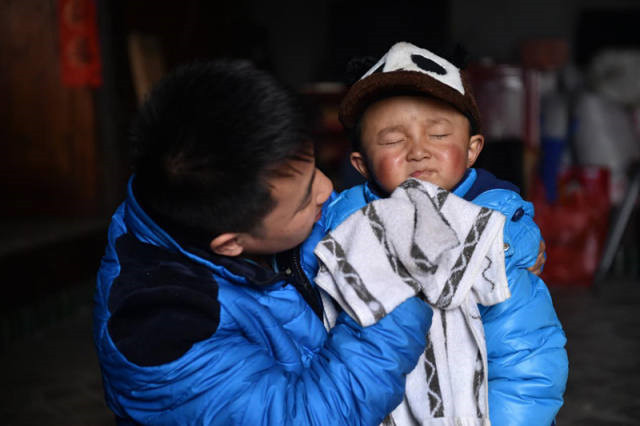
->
(380, 139, 404, 145)
(430, 134, 450, 140)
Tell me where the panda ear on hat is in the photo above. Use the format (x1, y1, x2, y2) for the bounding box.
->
(450, 43, 471, 69)
(344, 56, 379, 86)
(338, 41, 481, 133)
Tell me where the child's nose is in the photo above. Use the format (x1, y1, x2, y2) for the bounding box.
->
(407, 138, 428, 160)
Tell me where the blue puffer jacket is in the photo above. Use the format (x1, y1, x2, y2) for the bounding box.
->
(301, 169, 569, 426)
(93, 178, 433, 425)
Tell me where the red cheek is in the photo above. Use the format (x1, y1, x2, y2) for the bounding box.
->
(372, 153, 407, 191)
(446, 147, 467, 171)
(374, 156, 394, 179)
(442, 147, 458, 161)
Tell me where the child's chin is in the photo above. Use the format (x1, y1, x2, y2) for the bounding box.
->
(415, 175, 435, 184)
(416, 176, 449, 190)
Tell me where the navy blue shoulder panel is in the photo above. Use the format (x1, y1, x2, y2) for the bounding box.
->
(462, 168, 520, 201)
(108, 233, 220, 367)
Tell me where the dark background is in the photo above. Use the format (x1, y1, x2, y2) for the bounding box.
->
(1, 0, 639, 424)
(3, 0, 640, 218)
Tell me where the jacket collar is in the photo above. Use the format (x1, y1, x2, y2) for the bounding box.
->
(363, 181, 383, 203)
(458, 168, 520, 200)
(452, 168, 477, 198)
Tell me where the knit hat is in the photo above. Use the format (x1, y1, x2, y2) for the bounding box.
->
(339, 42, 481, 133)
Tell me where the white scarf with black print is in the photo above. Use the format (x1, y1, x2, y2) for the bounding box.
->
(314, 178, 510, 426)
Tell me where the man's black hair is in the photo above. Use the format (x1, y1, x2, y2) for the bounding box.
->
(131, 60, 312, 246)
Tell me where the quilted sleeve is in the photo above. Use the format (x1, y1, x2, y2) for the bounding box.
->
(481, 268, 568, 426)
(473, 189, 568, 425)
(117, 296, 432, 426)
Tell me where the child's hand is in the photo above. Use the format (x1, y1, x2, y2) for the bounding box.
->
(527, 241, 546, 276)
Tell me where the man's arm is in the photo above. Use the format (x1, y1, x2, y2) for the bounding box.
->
(204, 296, 432, 426)
(105, 286, 432, 425)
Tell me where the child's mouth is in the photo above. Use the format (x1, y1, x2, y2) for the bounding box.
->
(411, 169, 436, 180)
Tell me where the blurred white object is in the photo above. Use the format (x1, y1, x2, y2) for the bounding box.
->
(589, 49, 640, 106)
(574, 92, 640, 204)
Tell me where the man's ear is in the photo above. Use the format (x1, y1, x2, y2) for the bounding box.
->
(466, 134, 484, 167)
(350, 152, 370, 180)
(209, 233, 244, 257)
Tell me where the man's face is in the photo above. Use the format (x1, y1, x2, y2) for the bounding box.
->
(353, 95, 482, 193)
(239, 157, 333, 255)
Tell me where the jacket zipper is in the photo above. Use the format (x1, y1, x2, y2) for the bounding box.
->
(284, 248, 324, 320)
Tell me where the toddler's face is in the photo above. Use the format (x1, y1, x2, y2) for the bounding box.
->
(352, 95, 483, 193)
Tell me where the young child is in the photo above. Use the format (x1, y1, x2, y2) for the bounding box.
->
(304, 42, 568, 426)
(93, 60, 434, 425)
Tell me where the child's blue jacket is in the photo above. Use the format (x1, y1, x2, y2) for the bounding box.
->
(300, 169, 569, 426)
(93, 177, 433, 425)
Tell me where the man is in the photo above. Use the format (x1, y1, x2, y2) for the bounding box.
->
(93, 60, 433, 425)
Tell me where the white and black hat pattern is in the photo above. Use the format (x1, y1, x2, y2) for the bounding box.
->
(361, 42, 466, 96)
(339, 41, 481, 131)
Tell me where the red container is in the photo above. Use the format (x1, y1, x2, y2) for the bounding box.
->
(531, 166, 611, 286)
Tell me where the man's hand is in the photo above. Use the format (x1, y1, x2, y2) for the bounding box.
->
(527, 240, 546, 276)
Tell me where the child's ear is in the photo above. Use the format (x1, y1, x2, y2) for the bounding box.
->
(209, 233, 244, 257)
(350, 152, 370, 180)
(466, 134, 484, 167)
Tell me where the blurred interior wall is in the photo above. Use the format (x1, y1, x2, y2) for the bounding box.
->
(450, 0, 639, 62)
(0, 0, 100, 218)
(3, 0, 639, 221)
